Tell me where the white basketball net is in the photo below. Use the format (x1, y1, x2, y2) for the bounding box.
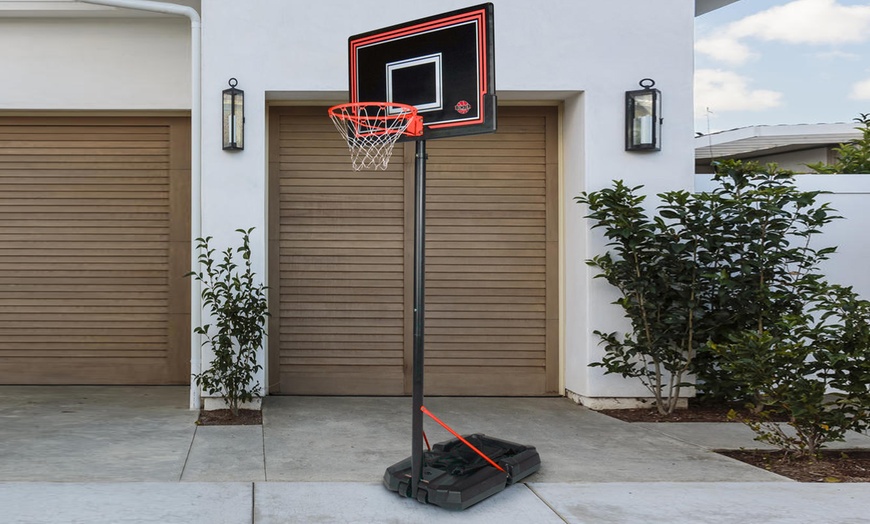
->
(329, 103, 417, 171)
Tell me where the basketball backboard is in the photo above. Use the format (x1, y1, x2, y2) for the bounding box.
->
(348, 3, 496, 141)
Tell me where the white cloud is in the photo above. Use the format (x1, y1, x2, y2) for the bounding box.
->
(695, 69, 784, 116)
(731, 0, 870, 44)
(694, 36, 756, 66)
(850, 78, 870, 99)
(814, 50, 861, 60)
(697, 0, 870, 65)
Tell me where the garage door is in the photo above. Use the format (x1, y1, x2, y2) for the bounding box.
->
(269, 106, 558, 395)
(0, 116, 190, 384)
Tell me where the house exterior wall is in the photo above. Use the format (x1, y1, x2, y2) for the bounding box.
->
(0, 17, 190, 110)
(199, 0, 696, 401)
(2, 0, 697, 403)
(752, 148, 832, 173)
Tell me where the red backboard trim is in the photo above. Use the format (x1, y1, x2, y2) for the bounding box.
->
(349, 6, 490, 130)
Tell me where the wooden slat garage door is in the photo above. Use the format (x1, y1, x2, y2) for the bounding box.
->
(424, 108, 559, 395)
(269, 107, 408, 394)
(269, 106, 558, 395)
(0, 117, 190, 384)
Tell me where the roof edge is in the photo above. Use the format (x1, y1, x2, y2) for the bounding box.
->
(696, 0, 740, 16)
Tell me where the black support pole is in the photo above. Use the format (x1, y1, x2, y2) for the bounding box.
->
(410, 139, 427, 499)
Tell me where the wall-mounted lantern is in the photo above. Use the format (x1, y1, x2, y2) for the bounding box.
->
(625, 78, 661, 151)
(222, 78, 244, 150)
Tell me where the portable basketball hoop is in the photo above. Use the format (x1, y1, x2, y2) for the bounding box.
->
(330, 4, 539, 512)
(329, 102, 423, 170)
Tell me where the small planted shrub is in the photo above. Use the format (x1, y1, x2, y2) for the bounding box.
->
(715, 284, 870, 458)
(188, 228, 268, 416)
(576, 182, 709, 415)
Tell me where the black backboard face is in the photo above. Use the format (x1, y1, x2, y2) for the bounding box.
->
(349, 3, 496, 141)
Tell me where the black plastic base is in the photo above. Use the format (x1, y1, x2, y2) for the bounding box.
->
(383, 434, 541, 511)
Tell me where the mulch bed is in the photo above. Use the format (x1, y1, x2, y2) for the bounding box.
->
(594, 402, 869, 482)
(720, 450, 870, 482)
(596, 402, 751, 423)
(196, 408, 262, 426)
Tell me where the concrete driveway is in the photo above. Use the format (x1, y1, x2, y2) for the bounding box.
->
(0, 386, 793, 483)
(2, 386, 870, 523)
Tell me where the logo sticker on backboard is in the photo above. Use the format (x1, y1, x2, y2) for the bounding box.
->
(455, 100, 472, 115)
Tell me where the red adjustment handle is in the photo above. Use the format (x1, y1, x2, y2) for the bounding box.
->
(420, 406, 505, 473)
(407, 115, 424, 137)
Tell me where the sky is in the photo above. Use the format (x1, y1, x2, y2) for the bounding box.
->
(694, 0, 870, 134)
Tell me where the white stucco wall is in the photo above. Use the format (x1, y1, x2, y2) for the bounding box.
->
(2, 0, 698, 401)
(0, 17, 190, 109)
(810, 176, 870, 300)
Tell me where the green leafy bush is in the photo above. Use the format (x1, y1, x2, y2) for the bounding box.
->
(691, 161, 839, 404)
(579, 159, 870, 456)
(715, 285, 870, 458)
(807, 113, 870, 174)
(576, 160, 841, 414)
(188, 228, 268, 416)
(576, 182, 709, 415)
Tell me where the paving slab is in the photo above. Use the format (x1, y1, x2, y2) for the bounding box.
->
(0, 387, 195, 481)
(531, 482, 870, 524)
(0, 482, 252, 524)
(263, 396, 786, 483)
(263, 396, 412, 482)
(635, 422, 779, 450)
(254, 482, 563, 524)
(182, 426, 266, 482)
(636, 422, 870, 451)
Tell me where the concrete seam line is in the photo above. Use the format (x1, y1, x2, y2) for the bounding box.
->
(251, 483, 256, 524)
(179, 424, 198, 481)
(261, 415, 268, 481)
(634, 425, 712, 451)
(524, 484, 570, 524)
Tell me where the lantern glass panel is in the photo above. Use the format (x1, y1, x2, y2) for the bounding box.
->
(625, 87, 661, 151)
(631, 92, 654, 146)
(222, 88, 244, 150)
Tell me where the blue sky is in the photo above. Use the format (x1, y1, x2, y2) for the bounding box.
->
(695, 0, 870, 133)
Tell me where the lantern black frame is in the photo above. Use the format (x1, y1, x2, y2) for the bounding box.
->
(625, 78, 661, 151)
(222, 78, 245, 151)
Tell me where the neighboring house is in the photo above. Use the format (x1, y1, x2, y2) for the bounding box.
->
(695, 123, 863, 174)
(0, 0, 736, 409)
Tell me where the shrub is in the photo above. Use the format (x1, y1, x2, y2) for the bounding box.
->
(188, 228, 268, 416)
(579, 160, 870, 455)
(715, 284, 870, 458)
(576, 160, 840, 414)
(576, 182, 708, 415)
(691, 160, 839, 404)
